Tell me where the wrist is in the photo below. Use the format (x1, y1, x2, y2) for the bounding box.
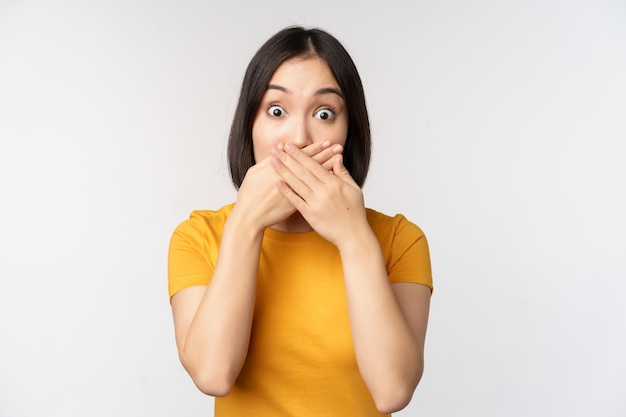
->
(225, 207, 266, 242)
(336, 225, 378, 257)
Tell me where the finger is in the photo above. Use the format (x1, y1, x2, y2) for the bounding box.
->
(321, 154, 341, 171)
(279, 141, 342, 166)
(276, 179, 307, 212)
(282, 143, 335, 183)
(332, 154, 359, 187)
(271, 154, 314, 201)
(299, 141, 328, 157)
(312, 143, 343, 166)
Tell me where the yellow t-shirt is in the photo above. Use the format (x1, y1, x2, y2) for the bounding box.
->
(168, 203, 432, 417)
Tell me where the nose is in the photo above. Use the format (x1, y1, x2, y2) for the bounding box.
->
(290, 117, 313, 148)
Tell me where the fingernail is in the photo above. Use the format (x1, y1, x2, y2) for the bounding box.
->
(284, 143, 295, 153)
(271, 157, 281, 167)
(322, 140, 331, 148)
(277, 143, 284, 150)
(270, 148, 280, 157)
(332, 145, 342, 153)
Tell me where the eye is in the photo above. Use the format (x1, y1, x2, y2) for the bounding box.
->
(267, 105, 286, 117)
(314, 108, 335, 121)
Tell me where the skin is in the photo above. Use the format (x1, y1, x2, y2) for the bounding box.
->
(251, 55, 348, 232)
(171, 56, 431, 413)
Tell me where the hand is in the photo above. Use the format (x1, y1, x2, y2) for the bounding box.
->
(270, 143, 369, 247)
(232, 141, 343, 232)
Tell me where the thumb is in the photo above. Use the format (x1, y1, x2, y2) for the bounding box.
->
(332, 154, 353, 181)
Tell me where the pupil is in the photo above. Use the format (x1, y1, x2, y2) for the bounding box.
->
(273, 108, 281, 116)
(320, 112, 328, 120)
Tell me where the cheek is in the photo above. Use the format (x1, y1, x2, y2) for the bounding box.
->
(252, 118, 277, 161)
(311, 118, 348, 147)
(330, 118, 349, 147)
(338, 124, 349, 147)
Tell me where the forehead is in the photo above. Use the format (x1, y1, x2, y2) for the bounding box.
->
(268, 56, 339, 88)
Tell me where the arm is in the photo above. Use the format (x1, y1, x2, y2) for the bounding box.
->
(339, 232, 431, 413)
(171, 215, 264, 397)
(271, 144, 432, 412)
(170, 142, 343, 396)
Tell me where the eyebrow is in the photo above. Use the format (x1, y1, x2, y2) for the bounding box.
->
(266, 84, 344, 99)
(315, 87, 344, 99)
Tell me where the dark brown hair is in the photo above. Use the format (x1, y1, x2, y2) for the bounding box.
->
(227, 26, 371, 188)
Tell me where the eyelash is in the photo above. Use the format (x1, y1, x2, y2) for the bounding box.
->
(266, 105, 336, 121)
(267, 105, 286, 117)
(314, 108, 335, 121)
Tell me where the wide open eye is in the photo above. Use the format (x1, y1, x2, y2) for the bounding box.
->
(267, 105, 286, 117)
(314, 108, 335, 121)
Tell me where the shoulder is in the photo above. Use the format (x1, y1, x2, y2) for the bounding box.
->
(366, 207, 427, 243)
(170, 203, 235, 247)
(367, 207, 433, 289)
(168, 204, 234, 299)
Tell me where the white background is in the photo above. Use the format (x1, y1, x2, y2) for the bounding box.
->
(1, 1, 625, 416)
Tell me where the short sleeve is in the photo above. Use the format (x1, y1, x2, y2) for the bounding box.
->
(373, 212, 432, 291)
(167, 218, 215, 301)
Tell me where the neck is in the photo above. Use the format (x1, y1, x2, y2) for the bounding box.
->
(269, 212, 313, 233)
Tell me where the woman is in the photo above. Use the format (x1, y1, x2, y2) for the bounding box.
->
(168, 26, 433, 416)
